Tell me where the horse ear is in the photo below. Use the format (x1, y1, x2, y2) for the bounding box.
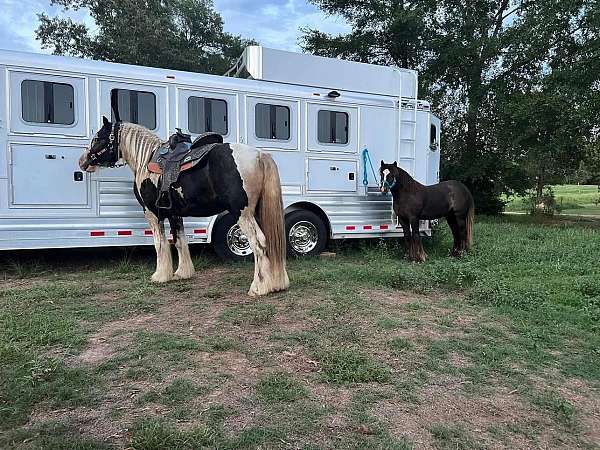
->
(380, 160, 384, 166)
(102, 116, 110, 128)
(393, 161, 398, 167)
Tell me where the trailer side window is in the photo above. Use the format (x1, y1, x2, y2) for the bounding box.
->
(255, 103, 290, 140)
(430, 124, 438, 150)
(21, 80, 74, 125)
(318, 110, 348, 144)
(111, 89, 156, 130)
(188, 97, 228, 135)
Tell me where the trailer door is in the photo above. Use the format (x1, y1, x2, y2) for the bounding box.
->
(8, 72, 90, 208)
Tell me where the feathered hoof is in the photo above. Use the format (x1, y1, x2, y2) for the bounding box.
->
(247, 273, 290, 297)
(174, 267, 195, 280)
(151, 272, 173, 283)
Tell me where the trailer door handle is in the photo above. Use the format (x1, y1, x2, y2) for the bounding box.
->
(45, 154, 57, 160)
(74, 171, 84, 182)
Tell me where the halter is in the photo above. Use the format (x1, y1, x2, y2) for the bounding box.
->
(88, 121, 125, 168)
(383, 178, 397, 191)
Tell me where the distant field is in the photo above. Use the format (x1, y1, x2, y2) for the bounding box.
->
(505, 185, 600, 216)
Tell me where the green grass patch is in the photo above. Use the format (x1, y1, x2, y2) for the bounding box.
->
(219, 303, 276, 326)
(429, 423, 484, 449)
(319, 347, 391, 384)
(388, 337, 415, 355)
(256, 372, 308, 403)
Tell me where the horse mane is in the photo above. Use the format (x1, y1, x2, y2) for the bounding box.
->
(393, 166, 422, 193)
(118, 123, 164, 174)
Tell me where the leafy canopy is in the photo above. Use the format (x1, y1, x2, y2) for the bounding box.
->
(36, 0, 255, 75)
(303, 0, 600, 212)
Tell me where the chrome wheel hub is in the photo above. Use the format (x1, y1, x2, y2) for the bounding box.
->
(289, 221, 318, 254)
(227, 224, 252, 256)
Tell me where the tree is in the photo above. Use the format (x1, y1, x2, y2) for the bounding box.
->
(36, 0, 254, 75)
(303, 0, 600, 213)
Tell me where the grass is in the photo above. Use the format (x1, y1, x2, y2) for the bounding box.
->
(1, 215, 599, 448)
(505, 184, 600, 215)
(256, 372, 308, 403)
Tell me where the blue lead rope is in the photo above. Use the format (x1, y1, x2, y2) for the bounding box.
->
(362, 148, 379, 187)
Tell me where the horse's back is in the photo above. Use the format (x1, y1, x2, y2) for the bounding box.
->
(439, 180, 473, 211)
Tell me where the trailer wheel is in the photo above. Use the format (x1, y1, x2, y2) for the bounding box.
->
(285, 210, 327, 257)
(212, 214, 253, 261)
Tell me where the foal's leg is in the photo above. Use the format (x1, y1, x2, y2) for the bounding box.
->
(399, 218, 412, 258)
(446, 213, 462, 256)
(145, 210, 173, 283)
(169, 216, 195, 280)
(237, 209, 272, 297)
(455, 215, 468, 255)
(410, 218, 427, 262)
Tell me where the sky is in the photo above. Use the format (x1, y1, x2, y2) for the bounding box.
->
(0, 0, 350, 54)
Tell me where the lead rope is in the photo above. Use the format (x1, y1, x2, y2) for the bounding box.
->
(362, 148, 379, 187)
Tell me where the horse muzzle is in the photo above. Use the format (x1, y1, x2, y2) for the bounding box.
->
(78, 153, 97, 172)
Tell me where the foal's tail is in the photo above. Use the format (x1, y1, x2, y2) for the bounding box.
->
(257, 153, 289, 289)
(465, 193, 475, 250)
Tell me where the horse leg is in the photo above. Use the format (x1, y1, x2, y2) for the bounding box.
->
(169, 216, 195, 280)
(237, 209, 274, 297)
(145, 210, 173, 283)
(392, 209, 399, 228)
(446, 213, 462, 257)
(455, 215, 468, 256)
(399, 218, 412, 258)
(410, 218, 427, 263)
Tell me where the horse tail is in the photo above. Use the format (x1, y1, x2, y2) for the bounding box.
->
(465, 192, 475, 250)
(257, 152, 289, 289)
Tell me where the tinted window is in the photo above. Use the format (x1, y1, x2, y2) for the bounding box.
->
(430, 124, 438, 146)
(188, 97, 228, 135)
(255, 103, 290, 140)
(318, 110, 348, 144)
(21, 80, 74, 125)
(111, 89, 156, 129)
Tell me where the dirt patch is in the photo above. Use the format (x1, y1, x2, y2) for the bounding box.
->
(530, 370, 600, 446)
(375, 385, 546, 448)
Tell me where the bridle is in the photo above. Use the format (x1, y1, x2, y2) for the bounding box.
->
(87, 121, 125, 168)
(380, 170, 397, 193)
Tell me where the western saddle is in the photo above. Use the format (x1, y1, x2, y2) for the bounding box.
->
(148, 129, 223, 210)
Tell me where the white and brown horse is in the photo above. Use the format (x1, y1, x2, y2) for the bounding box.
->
(79, 117, 289, 297)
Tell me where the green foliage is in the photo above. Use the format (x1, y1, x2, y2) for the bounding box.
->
(304, 0, 600, 213)
(36, 0, 255, 75)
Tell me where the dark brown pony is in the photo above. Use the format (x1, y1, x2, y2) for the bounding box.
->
(380, 161, 474, 262)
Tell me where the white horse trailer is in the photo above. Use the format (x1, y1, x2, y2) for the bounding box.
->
(0, 46, 441, 257)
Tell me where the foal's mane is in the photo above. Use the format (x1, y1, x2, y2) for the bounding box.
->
(392, 165, 422, 193)
(118, 123, 164, 174)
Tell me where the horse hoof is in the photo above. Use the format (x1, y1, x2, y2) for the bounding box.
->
(151, 272, 172, 283)
(174, 268, 195, 280)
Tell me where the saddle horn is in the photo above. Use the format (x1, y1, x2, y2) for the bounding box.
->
(111, 89, 121, 123)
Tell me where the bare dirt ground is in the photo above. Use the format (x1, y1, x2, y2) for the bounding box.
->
(10, 263, 598, 450)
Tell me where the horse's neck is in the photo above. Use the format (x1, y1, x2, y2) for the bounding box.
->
(394, 170, 422, 193)
(119, 124, 163, 176)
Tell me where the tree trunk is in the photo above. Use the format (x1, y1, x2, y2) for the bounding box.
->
(536, 167, 544, 199)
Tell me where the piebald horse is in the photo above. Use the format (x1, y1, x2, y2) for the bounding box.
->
(79, 117, 289, 297)
(380, 161, 474, 262)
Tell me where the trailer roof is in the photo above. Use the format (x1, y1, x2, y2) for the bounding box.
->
(226, 46, 418, 99)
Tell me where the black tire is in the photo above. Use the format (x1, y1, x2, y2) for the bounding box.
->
(285, 210, 328, 257)
(212, 213, 253, 262)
